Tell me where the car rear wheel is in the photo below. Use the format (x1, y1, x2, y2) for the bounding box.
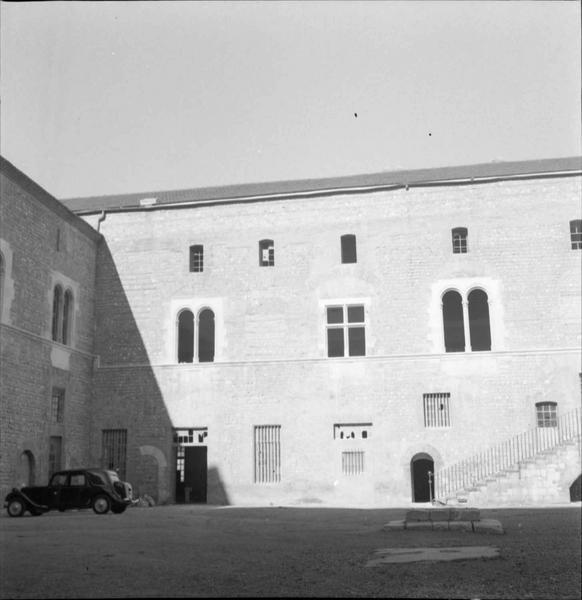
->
(92, 495, 111, 515)
(7, 499, 25, 517)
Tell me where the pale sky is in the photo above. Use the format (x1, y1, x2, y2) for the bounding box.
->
(1, 1, 580, 198)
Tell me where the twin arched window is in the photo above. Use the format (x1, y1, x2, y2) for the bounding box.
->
(52, 285, 74, 345)
(442, 288, 491, 352)
(177, 308, 215, 363)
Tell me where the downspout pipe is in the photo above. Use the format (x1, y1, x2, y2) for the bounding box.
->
(97, 210, 107, 232)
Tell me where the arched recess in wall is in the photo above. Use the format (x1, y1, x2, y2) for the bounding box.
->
(18, 450, 35, 486)
(442, 290, 465, 352)
(62, 289, 74, 345)
(177, 309, 194, 363)
(198, 308, 215, 363)
(52, 285, 63, 342)
(410, 452, 435, 503)
(468, 288, 491, 351)
(0, 251, 5, 316)
(139, 445, 169, 503)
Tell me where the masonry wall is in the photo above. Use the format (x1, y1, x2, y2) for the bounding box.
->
(85, 174, 581, 506)
(0, 169, 99, 499)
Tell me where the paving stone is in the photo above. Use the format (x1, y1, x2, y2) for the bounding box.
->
(405, 509, 430, 521)
(449, 508, 480, 522)
(405, 521, 433, 530)
(432, 520, 450, 531)
(366, 546, 500, 566)
(382, 520, 405, 531)
(428, 509, 451, 521)
(448, 520, 473, 532)
(472, 519, 504, 535)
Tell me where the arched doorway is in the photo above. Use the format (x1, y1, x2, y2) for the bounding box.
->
(18, 450, 35, 487)
(411, 453, 434, 502)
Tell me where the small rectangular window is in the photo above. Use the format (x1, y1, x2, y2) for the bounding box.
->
(342, 451, 365, 475)
(452, 227, 468, 254)
(189, 245, 204, 272)
(423, 393, 451, 427)
(326, 304, 366, 357)
(49, 436, 62, 475)
(341, 234, 357, 263)
(102, 429, 128, 480)
(51, 387, 65, 423)
(536, 402, 557, 428)
(254, 425, 281, 483)
(570, 220, 582, 250)
(259, 240, 275, 266)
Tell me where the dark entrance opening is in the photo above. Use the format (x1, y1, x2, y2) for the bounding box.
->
(411, 453, 435, 503)
(176, 446, 207, 503)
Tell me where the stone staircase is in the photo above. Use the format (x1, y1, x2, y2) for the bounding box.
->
(435, 408, 581, 506)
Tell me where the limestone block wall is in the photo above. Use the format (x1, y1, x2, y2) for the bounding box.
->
(85, 174, 581, 505)
(0, 165, 99, 498)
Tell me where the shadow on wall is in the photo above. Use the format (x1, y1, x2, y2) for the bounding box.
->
(93, 239, 174, 504)
(570, 474, 581, 502)
(207, 467, 231, 505)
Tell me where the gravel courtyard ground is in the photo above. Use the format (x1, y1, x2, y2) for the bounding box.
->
(1, 504, 580, 598)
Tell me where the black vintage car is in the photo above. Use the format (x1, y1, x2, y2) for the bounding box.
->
(4, 468, 135, 517)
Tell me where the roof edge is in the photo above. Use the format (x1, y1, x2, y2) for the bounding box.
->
(62, 156, 582, 215)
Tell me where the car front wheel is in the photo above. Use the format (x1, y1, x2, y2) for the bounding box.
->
(92, 495, 111, 515)
(7, 498, 25, 517)
(111, 504, 127, 514)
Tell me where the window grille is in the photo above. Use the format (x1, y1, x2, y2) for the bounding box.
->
(254, 425, 281, 483)
(341, 234, 357, 263)
(536, 402, 557, 428)
(189, 245, 204, 272)
(342, 451, 365, 475)
(51, 388, 65, 423)
(423, 393, 451, 427)
(49, 436, 62, 475)
(259, 240, 275, 266)
(452, 227, 468, 254)
(326, 304, 366, 357)
(570, 220, 582, 250)
(102, 429, 128, 480)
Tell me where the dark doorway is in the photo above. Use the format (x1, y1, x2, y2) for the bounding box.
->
(411, 453, 435, 502)
(176, 446, 207, 503)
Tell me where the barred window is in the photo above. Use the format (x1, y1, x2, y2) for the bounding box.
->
(570, 220, 582, 250)
(452, 227, 468, 254)
(536, 402, 557, 428)
(259, 239, 275, 267)
(342, 451, 365, 475)
(326, 304, 366, 357)
(423, 393, 451, 427)
(102, 429, 128, 480)
(189, 245, 204, 272)
(254, 425, 281, 483)
(49, 436, 62, 475)
(51, 387, 65, 423)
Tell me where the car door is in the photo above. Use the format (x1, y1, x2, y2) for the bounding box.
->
(59, 472, 87, 509)
(46, 472, 68, 508)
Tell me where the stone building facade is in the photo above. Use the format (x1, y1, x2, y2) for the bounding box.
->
(0, 157, 100, 500)
(1, 155, 580, 506)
